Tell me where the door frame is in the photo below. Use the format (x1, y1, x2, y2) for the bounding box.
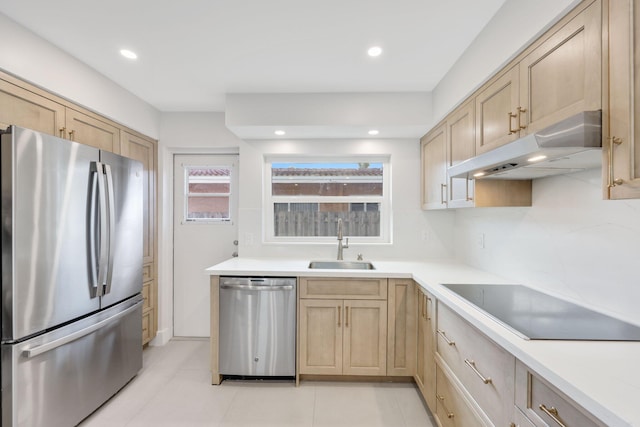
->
(155, 146, 239, 345)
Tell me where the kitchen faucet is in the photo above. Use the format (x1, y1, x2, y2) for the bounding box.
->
(336, 218, 349, 260)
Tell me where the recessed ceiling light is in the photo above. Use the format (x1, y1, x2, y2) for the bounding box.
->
(367, 46, 383, 57)
(368, 129, 379, 135)
(274, 130, 286, 136)
(120, 49, 138, 60)
(528, 155, 547, 162)
(473, 172, 486, 178)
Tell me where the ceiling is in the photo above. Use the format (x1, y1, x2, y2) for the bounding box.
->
(0, 0, 506, 113)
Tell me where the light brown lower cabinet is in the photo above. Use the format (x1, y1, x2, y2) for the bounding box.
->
(387, 279, 417, 377)
(415, 286, 436, 412)
(515, 360, 607, 427)
(298, 299, 387, 376)
(512, 407, 536, 427)
(435, 362, 487, 427)
(436, 302, 515, 427)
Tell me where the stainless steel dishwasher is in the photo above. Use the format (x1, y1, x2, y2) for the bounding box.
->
(218, 276, 296, 377)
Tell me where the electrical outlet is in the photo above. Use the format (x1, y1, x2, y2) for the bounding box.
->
(477, 232, 485, 249)
(421, 230, 429, 241)
(244, 233, 255, 246)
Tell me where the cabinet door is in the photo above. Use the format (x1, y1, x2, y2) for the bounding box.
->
(421, 123, 448, 210)
(519, 0, 601, 135)
(0, 79, 65, 135)
(299, 299, 343, 375)
(416, 288, 436, 411)
(387, 280, 416, 376)
(65, 108, 120, 153)
(343, 300, 387, 376)
(607, 0, 640, 199)
(423, 290, 436, 411)
(416, 291, 426, 391)
(447, 100, 475, 208)
(120, 131, 156, 265)
(475, 65, 520, 154)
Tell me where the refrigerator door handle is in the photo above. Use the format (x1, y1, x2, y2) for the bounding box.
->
(88, 163, 99, 297)
(91, 162, 108, 297)
(22, 301, 142, 359)
(104, 164, 116, 295)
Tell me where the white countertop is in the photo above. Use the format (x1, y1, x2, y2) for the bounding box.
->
(206, 258, 640, 427)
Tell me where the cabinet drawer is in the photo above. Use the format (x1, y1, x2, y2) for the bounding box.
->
(142, 263, 153, 282)
(299, 277, 387, 299)
(436, 363, 486, 427)
(513, 407, 536, 427)
(142, 310, 152, 344)
(142, 282, 151, 311)
(436, 302, 515, 427)
(515, 360, 606, 427)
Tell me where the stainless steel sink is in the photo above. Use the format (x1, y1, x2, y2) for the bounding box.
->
(308, 260, 375, 270)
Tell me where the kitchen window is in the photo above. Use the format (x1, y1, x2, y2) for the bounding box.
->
(265, 157, 391, 242)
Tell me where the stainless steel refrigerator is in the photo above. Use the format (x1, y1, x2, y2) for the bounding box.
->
(1, 126, 143, 427)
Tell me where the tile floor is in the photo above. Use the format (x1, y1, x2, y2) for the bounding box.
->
(81, 339, 436, 427)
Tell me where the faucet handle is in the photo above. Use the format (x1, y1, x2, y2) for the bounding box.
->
(344, 237, 349, 248)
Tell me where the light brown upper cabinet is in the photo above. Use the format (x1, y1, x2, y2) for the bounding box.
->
(64, 108, 121, 154)
(606, 0, 640, 199)
(519, 0, 601, 135)
(0, 78, 65, 135)
(1, 71, 159, 345)
(475, 65, 521, 154)
(420, 123, 448, 209)
(421, 101, 532, 211)
(447, 100, 476, 208)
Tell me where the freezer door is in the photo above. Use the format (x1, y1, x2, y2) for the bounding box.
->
(1, 296, 142, 427)
(1, 127, 101, 341)
(98, 151, 143, 308)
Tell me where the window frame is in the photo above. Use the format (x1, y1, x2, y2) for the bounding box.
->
(183, 164, 235, 224)
(264, 155, 392, 243)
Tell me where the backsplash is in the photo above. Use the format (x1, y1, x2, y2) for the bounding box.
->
(453, 168, 640, 326)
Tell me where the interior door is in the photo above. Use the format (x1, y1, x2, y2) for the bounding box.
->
(173, 154, 238, 337)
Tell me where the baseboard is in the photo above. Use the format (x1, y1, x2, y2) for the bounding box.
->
(149, 328, 172, 346)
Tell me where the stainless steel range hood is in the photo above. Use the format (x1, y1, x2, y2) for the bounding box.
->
(448, 111, 602, 180)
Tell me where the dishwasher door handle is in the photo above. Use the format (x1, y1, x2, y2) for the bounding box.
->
(220, 283, 294, 291)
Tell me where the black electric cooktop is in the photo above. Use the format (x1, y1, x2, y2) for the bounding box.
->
(442, 284, 640, 341)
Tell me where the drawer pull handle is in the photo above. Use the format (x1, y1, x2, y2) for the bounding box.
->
(517, 106, 527, 130)
(464, 359, 492, 384)
(508, 111, 519, 135)
(436, 394, 445, 402)
(337, 306, 341, 327)
(539, 404, 567, 427)
(426, 297, 432, 320)
(437, 329, 455, 346)
(447, 412, 455, 419)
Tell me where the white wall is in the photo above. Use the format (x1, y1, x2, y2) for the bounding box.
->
(431, 0, 578, 121)
(454, 168, 640, 325)
(156, 112, 244, 343)
(0, 13, 160, 138)
(431, 0, 640, 326)
(156, 115, 455, 342)
(237, 138, 454, 260)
